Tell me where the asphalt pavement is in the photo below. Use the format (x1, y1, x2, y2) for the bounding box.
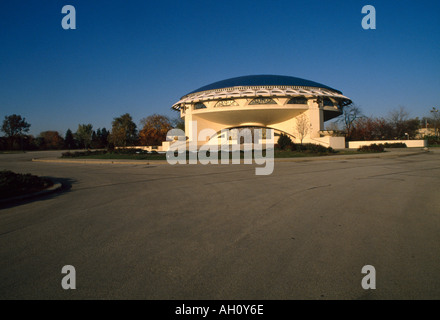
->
(0, 149, 439, 299)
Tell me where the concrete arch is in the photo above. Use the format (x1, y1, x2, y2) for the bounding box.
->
(209, 125, 297, 142)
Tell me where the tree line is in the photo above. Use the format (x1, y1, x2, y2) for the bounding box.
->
(1, 105, 438, 151)
(328, 105, 439, 141)
(0, 113, 185, 151)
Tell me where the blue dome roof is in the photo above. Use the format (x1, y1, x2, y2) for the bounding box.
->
(186, 75, 342, 95)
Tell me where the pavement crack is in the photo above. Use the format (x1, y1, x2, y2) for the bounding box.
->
(266, 184, 332, 210)
(307, 184, 332, 190)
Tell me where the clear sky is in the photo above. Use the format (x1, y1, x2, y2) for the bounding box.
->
(1, 0, 439, 136)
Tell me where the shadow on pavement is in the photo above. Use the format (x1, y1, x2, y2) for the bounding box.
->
(0, 177, 76, 210)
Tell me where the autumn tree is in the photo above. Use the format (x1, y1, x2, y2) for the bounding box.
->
(1, 114, 31, 149)
(139, 114, 173, 146)
(351, 117, 393, 141)
(110, 113, 137, 147)
(351, 115, 420, 141)
(75, 124, 93, 149)
(38, 131, 64, 149)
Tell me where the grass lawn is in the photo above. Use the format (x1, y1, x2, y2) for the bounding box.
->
(274, 150, 335, 158)
(73, 153, 167, 160)
(62, 149, 383, 161)
(273, 149, 383, 158)
(0, 170, 54, 200)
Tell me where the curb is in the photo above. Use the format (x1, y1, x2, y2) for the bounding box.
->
(31, 158, 166, 165)
(0, 182, 63, 205)
(30, 150, 429, 165)
(273, 149, 429, 162)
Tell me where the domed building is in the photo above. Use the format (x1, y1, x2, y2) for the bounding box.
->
(171, 75, 351, 148)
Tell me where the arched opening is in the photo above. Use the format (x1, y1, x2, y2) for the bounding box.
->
(212, 126, 296, 144)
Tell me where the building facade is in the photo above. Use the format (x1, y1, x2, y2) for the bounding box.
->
(171, 75, 352, 148)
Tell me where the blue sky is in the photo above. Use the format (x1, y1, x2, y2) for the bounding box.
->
(1, 0, 439, 136)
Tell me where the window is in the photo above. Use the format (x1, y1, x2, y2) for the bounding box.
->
(323, 98, 334, 107)
(287, 96, 308, 105)
(249, 98, 277, 105)
(215, 100, 238, 107)
(194, 103, 207, 110)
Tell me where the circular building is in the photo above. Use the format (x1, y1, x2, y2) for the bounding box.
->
(171, 75, 351, 148)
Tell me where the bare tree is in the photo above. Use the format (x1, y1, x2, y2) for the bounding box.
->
(295, 113, 309, 145)
(325, 121, 340, 131)
(388, 106, 410, 139)
(388, 106, 409, 124)
(325, 121, 346, 136)
(430, 107, 439, 137)
(338, 103, 363, 140)
(172, 117, 185, 131)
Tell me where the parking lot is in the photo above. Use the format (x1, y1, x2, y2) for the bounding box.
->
(0, 150, 439, 299)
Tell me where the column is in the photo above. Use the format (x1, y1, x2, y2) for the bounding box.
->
(308, 98, 324, 138)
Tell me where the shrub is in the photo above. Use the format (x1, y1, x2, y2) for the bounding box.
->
(295, 143, 335, 154)
(424, 135, 440, 146)
(0, 170, 53, 199)
(62, 150, 107, 157)
(110, 148, 152, 155)
(357, 144, 385, 152)
(61, 148, 156, 158)
(383, 142, 407, 148)
(277, 134, 293, 150)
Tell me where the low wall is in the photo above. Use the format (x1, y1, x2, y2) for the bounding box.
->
(116, 146, 164, 152)
(348, 140, 427, 148)
(307, 136, 346, 149)
(118, 141, 177, 152)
